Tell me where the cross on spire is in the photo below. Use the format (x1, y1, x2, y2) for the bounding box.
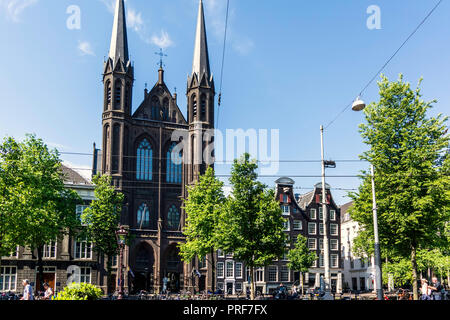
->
(155, 48, 168, 69)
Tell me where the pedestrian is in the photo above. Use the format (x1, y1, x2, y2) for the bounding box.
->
(429, 277, 443, 301)
(420, 279, 430, 300)
(42, 283, 53, 300)
(20, 280, 33, 301)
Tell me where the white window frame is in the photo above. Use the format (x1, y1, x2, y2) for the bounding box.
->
(235, 263, 243, 279)
(281, 205, 290, 215)
(226, 260, 234, 279)
(268, 266, 278, 282)
(308, 222, 316, 235)
(310, 208, 316, 220)
(217, 262, 224, 278)
(330, 224, 338, 236)
(0, 266, 17, 292)
(80, 267, 91, 284)
(283, 219, 290, 231)
(42, 241, 57, 259)
(280, 266, 290, 282)
(217, 250, 224, 258)
(330, 209, 336, 221)
(76, 205, 89, 225)
(319, 223, 324, 235)
(319, 239, 324, 250)
(308, 238, 317, 250)
(235, 282, 243, 292)
(319, 207, 323, 220)
(330, 239, 338, 251)
(319, 254, 324, 268)
(293, 220, 302, 230)
(74, 238, 93, 260)
(331, 254, 339, 268)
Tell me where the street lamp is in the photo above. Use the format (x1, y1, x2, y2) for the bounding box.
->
(320, 125, 334, 300)
(116, 225, 128, 300)
(351, 97, 384, 301)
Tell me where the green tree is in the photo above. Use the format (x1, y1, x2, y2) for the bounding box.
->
(179, 167, 225, 293)
(0, 134, 80, 290)
(217, 153, 286, 300)
(81, 173, 124, 292)
(349, 75, 450, 300)
(287, 235, 316, 295)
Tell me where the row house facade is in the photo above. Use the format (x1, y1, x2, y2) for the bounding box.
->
(215, 177, 343, 295)
(0, 166, 111, 296)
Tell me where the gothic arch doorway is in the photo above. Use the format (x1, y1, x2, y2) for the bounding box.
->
(131, 243, 155, 294)
(163, 244, 183, 293)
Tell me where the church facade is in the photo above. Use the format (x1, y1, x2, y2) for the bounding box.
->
(94, 0, 215, 294)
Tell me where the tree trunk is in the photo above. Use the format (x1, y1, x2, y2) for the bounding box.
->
(300, 272, 304, 296)
(210, 248, 216, 293)
(250, 265, 255, 300)
(106, 254, 112, 294)
(36, 245, 44, 296)
(410, 246, 419, 300)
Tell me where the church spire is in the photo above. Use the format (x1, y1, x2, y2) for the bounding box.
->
(191, 0, 211, 79)
(109, 0, 129, 65)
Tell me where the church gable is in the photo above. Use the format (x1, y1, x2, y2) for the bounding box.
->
(133, 81, 187, 125)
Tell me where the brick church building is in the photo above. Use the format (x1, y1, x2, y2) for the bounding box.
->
(92, 0, 216, 294)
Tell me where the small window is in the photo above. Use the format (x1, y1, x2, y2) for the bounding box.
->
(308, 238, 317, 250)
(268, 266, 277, 282)
(319, 207, 323, 220)
(76, 205, 89, 223)
(330, 224, 338, 236)
(226, 261, 234, 278)
(283, 219, 290, 231)
(217, 262, 224, 278)
(42, 241, 57, 259)
(217, 250, 224, 258)
(310, 209, 316, 220)
(331, 254, 339, 268)
(319, 254, 324, 267)
(0, 266, 17, 291)
(308, 223, 316, 235)
(319, 239, 324, 250)
(235, 263, 243, 279)
(293, 220, 302, 230)
(330, 239, 338, 251)
(281, 205, 290, 215)
(280, 266, 289, 282)
(330, 210, 336, 221)
(80, 267, 91, 283)
(74, 238, 92, 260)
(235, 282, 242, 292)
(319, 223, 324, 235)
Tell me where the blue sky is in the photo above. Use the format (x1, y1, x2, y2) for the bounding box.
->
(0, 0, 449, 205)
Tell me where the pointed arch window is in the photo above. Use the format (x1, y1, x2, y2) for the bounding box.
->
(167, 205, 180, 230)
(192, 95, 197, 120)
(105, 80, 112, 111)
(166, 143, 182, 184)
(200, 94, 207, 121)
(136, 139, 153, 181)
(151, 96, 159, 120)
(137, 203, 150, 229)
(114, 80, 122, 110)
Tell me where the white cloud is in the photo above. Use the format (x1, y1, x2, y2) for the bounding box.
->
(127, 8, 144, 32)
(0, 0, 38, 22)
(78, 41, 95, 56)
(151, 30, 174, 49)
(99, 0, 115, 14)
(232, 37, 255, 56)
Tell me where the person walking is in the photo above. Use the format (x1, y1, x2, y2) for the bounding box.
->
(429, 277, 443, 301)
(42, 283, 54, 300)
(20, 280, 33, 301)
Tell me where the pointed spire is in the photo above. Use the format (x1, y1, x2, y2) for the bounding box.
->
(192, 0, 211, 79)
(109, 0, 129, 65)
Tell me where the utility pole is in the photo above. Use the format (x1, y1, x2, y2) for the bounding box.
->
(320, 125, 333, 300)
(371, 165, 383, 300)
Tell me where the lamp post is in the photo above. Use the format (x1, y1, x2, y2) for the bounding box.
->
(116, 225, 128, 300)
(320, 125, 336, 300)
(352, 97, 383, 300)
